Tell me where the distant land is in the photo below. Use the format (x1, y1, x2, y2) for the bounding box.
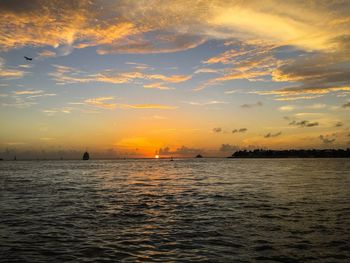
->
(229, 149, 350, 158)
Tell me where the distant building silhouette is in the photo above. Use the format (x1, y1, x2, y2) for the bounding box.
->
(196, 154, 203, 158)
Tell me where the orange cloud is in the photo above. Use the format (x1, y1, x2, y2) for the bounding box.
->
(72, 97, 178, 111)
(49, 65, 191, 85)
(84, 97, 117, 109)
(255, 86, 350, 96)
(143, 83, 174, 90)
(2, 1, 349, 54)
(118, 104, 177, 110)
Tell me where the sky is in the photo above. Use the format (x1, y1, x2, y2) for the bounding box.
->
(0, 0, 350, 158)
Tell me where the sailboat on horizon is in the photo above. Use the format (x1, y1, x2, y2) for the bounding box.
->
(82, 151, 90, 160)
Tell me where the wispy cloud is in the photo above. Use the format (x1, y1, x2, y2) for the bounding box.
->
(342, 102, 350, 108)
(75, 96, 178, 110)
(306, 103, 327, 109)
(0, 89, 56, 108)
(241, 101, 263, 108)
(256, 86, 350, 97)
(183, 100, 228, 106)
(319, 134, 336, 144)
(0, 57, 26, 79)
(37, 49, 56, 58)
(194, 68, 221, 74)
(13, 90, 43, 95)
(289, 120, 319, 127)
(278, 105, 295, 111)
(334, 122, 343, 127)
(49, 64, 191, 86)
(272, 95, 323, 101)
(158, 146, 202, 156)
(143, 83, 174, 90)
(232, 128, 247, 133)
(219, 144, 240, 153)
(84, 97, 117, 109)
(118, 104, 177, 110)
(264, 132, 282, 138)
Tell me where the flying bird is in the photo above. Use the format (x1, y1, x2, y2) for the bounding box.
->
(24, 56, 33, 61)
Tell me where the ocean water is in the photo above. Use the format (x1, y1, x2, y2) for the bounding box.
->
(0, 158, 349, 262)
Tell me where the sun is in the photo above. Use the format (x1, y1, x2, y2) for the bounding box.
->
(155, 155, 159, 159)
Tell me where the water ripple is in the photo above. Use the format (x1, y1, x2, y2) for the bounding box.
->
(1, 158, 350, 262)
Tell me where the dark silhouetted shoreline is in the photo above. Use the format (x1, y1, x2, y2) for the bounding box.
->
(229, 149, 350, 158)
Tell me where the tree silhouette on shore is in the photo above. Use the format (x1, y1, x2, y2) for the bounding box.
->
(229, 149, 350, 158)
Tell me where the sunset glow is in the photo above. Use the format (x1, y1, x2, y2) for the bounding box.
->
(0, 1, 349, 159)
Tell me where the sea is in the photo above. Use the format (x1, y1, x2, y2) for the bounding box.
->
(0, 158, 349, 262)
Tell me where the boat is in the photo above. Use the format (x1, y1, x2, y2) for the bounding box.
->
(82, 152, 90, 160)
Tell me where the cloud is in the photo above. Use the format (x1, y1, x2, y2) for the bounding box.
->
(2, 1, 349, 56)
(158, 146, 202, 156)
(1, 99, 37, 108)
(224, 90, 239, 94)
(194, 68, 221, 74)
(204, 47, 251, 64)
(279, 105, 295, 111)
(49, 64, 191, 85)
(241, 101, 262, 108)
(319, 135, 336, 144)
(84, 97, 117, 109)
(183, 100, 228, 106)
(255, 86, 350, 97)
(0, 89, 56, 108)
(97, 33, 206, 55)
(342, 102, 350, 108)
(13, 90, 43, 95)
(118, 104, 177, 110)
(272, 54, 350, 83)
(232, 128, 247, 133)
(219, 144, 239, 153)
(306, 103, 327, 109)
(143, 83, 174, 90)
(79, 97, 178, 110)
(0, 69, 25, 78)
(42, 106, 99, 116)
(272, 95, 323, 101)
(0, 1, 138, 52)
(195, 43, 277, 91)
(334, 122, 343, 127)
(289, 120, 319, 127)
(37, 50, 56, 58)
(255, 52, 350, 98)
(0, 57, 25, 79)
(213, 127, 222, 133)
(264, 132, 282, 138)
